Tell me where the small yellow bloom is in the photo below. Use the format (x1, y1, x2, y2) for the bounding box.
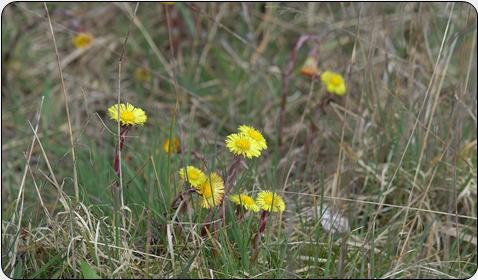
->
(179, 166, 206, 187)
(108, 103, 147, 126)
(160, 2, 175, 4)
(226, 133, 261, 159)
(300, 56, 319, 78)
(229, 194, 259, 212)
(256, 191, 286, 213)
(321, 70, 346, 96)
(72, 32, 94, 49)
(134, 67, 151, 82)
(196, 172, 225, 208)
(163, 136, 181, 154)
(238, 125, 267, 151)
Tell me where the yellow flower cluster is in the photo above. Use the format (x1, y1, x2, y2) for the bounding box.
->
(196, 173, 225, 208)
(108, 103, 147, 126)
(229, 194, 259, 212)
(72, 32, 94, 49)
(321, 70, 346, 96)
(300, 56, 320, 78)
(226, 125, 267, 159)
(134, 67, 151, 82)
(298, 55, 347, 96)
(229, 191, 285, 213)
(163, 136, 181, 154)
(256, 191, 285, 213)
(179, 166, 224, 209)
(179, 166, 206, 187)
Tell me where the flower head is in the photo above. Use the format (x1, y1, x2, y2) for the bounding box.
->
(229, 194, 259, 212)
(256, 191, 285, 213)
(321, 70, 346, 96)
(300, 56, 319, 78)
(238, 125, 267, 151)
(226, 133, 261, 159)
(134, 67, 151, 82)
(196, 172, 225, 208)
(72, 32, 94, 49)
(108, 103, 147, 126)
(179, 166, 206, 187)
(163, 136, 181, 154)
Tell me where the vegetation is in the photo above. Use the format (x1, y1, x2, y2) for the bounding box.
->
(1, 2, 477, 278)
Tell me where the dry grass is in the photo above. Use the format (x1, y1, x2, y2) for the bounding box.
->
(1, 2, 477, 279)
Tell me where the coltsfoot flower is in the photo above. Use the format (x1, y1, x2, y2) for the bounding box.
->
(134, 67, 151, 82)
(179, 166, 206, 187)
(320, 70, 346, 96)
(108, 103, 147, 126)
(163, 136, 181, 154)
(72, 32, 94, 49)
(229, 193, 259, 212)
(256, 191, 286, 213)
(238, 125, 267, 151)
(300, 56, 320, 78)
(226, 133, 261, 159)
(196, 172, 225, 208)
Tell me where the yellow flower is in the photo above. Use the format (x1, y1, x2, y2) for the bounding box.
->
(160, 2, 175, 4)
(163, 136, 181, 154)
(134, 67, 151, 82)
(238, 125, 267, 151)
(256, 191, 285, 213)
(229, 194, 259, 212)
(300, 56, 319, 78)
(320, 70, 346, 96)
(108, 103, 147, 126)
(72, 32, 94, 49)
(226, 133, 261, 159)
(179, 166, 206, 187)
(196, 172, 224, 208)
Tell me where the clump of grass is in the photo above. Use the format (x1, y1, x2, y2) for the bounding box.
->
(2, 2, 477, 279)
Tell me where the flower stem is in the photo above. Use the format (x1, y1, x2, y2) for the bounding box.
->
(250, 210, 270, 264)
(224, 156, 242, 194)
(113, 125, 131, 177)
(278, 34, 323, 151)
(201, 156, 243, 236)
(111, 125, 130, 218)
(235, 205, 244, 222)
(171, 188, 196, 210)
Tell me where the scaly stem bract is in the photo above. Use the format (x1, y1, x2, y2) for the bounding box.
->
(113, 126, 131, 177)
(250, 210, 270, 264)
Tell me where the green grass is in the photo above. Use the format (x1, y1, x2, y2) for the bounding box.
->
(1, 2, 477, 279)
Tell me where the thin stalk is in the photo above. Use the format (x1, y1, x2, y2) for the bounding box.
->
(278, 34, 323, 150)
(115, 2, 139, 229)
(250, 210, 270, 264)
(201, 156, 242, 236)
(165, 4, 181, 199)
(44, 3, 79, 203)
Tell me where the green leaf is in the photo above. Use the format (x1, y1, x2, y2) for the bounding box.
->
(80, 261, 101, 279)
(176, 3, 196, 37)
(28, 253, 65, 279)
(13, 257, 23, 279)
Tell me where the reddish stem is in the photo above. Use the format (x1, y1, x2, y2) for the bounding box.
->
(250, 210, 270, 263)
(235, 205, 244, 222)
(278, 34, 323, 150)
(113, 126, 131, 177)
(258, 210, 270, 235)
